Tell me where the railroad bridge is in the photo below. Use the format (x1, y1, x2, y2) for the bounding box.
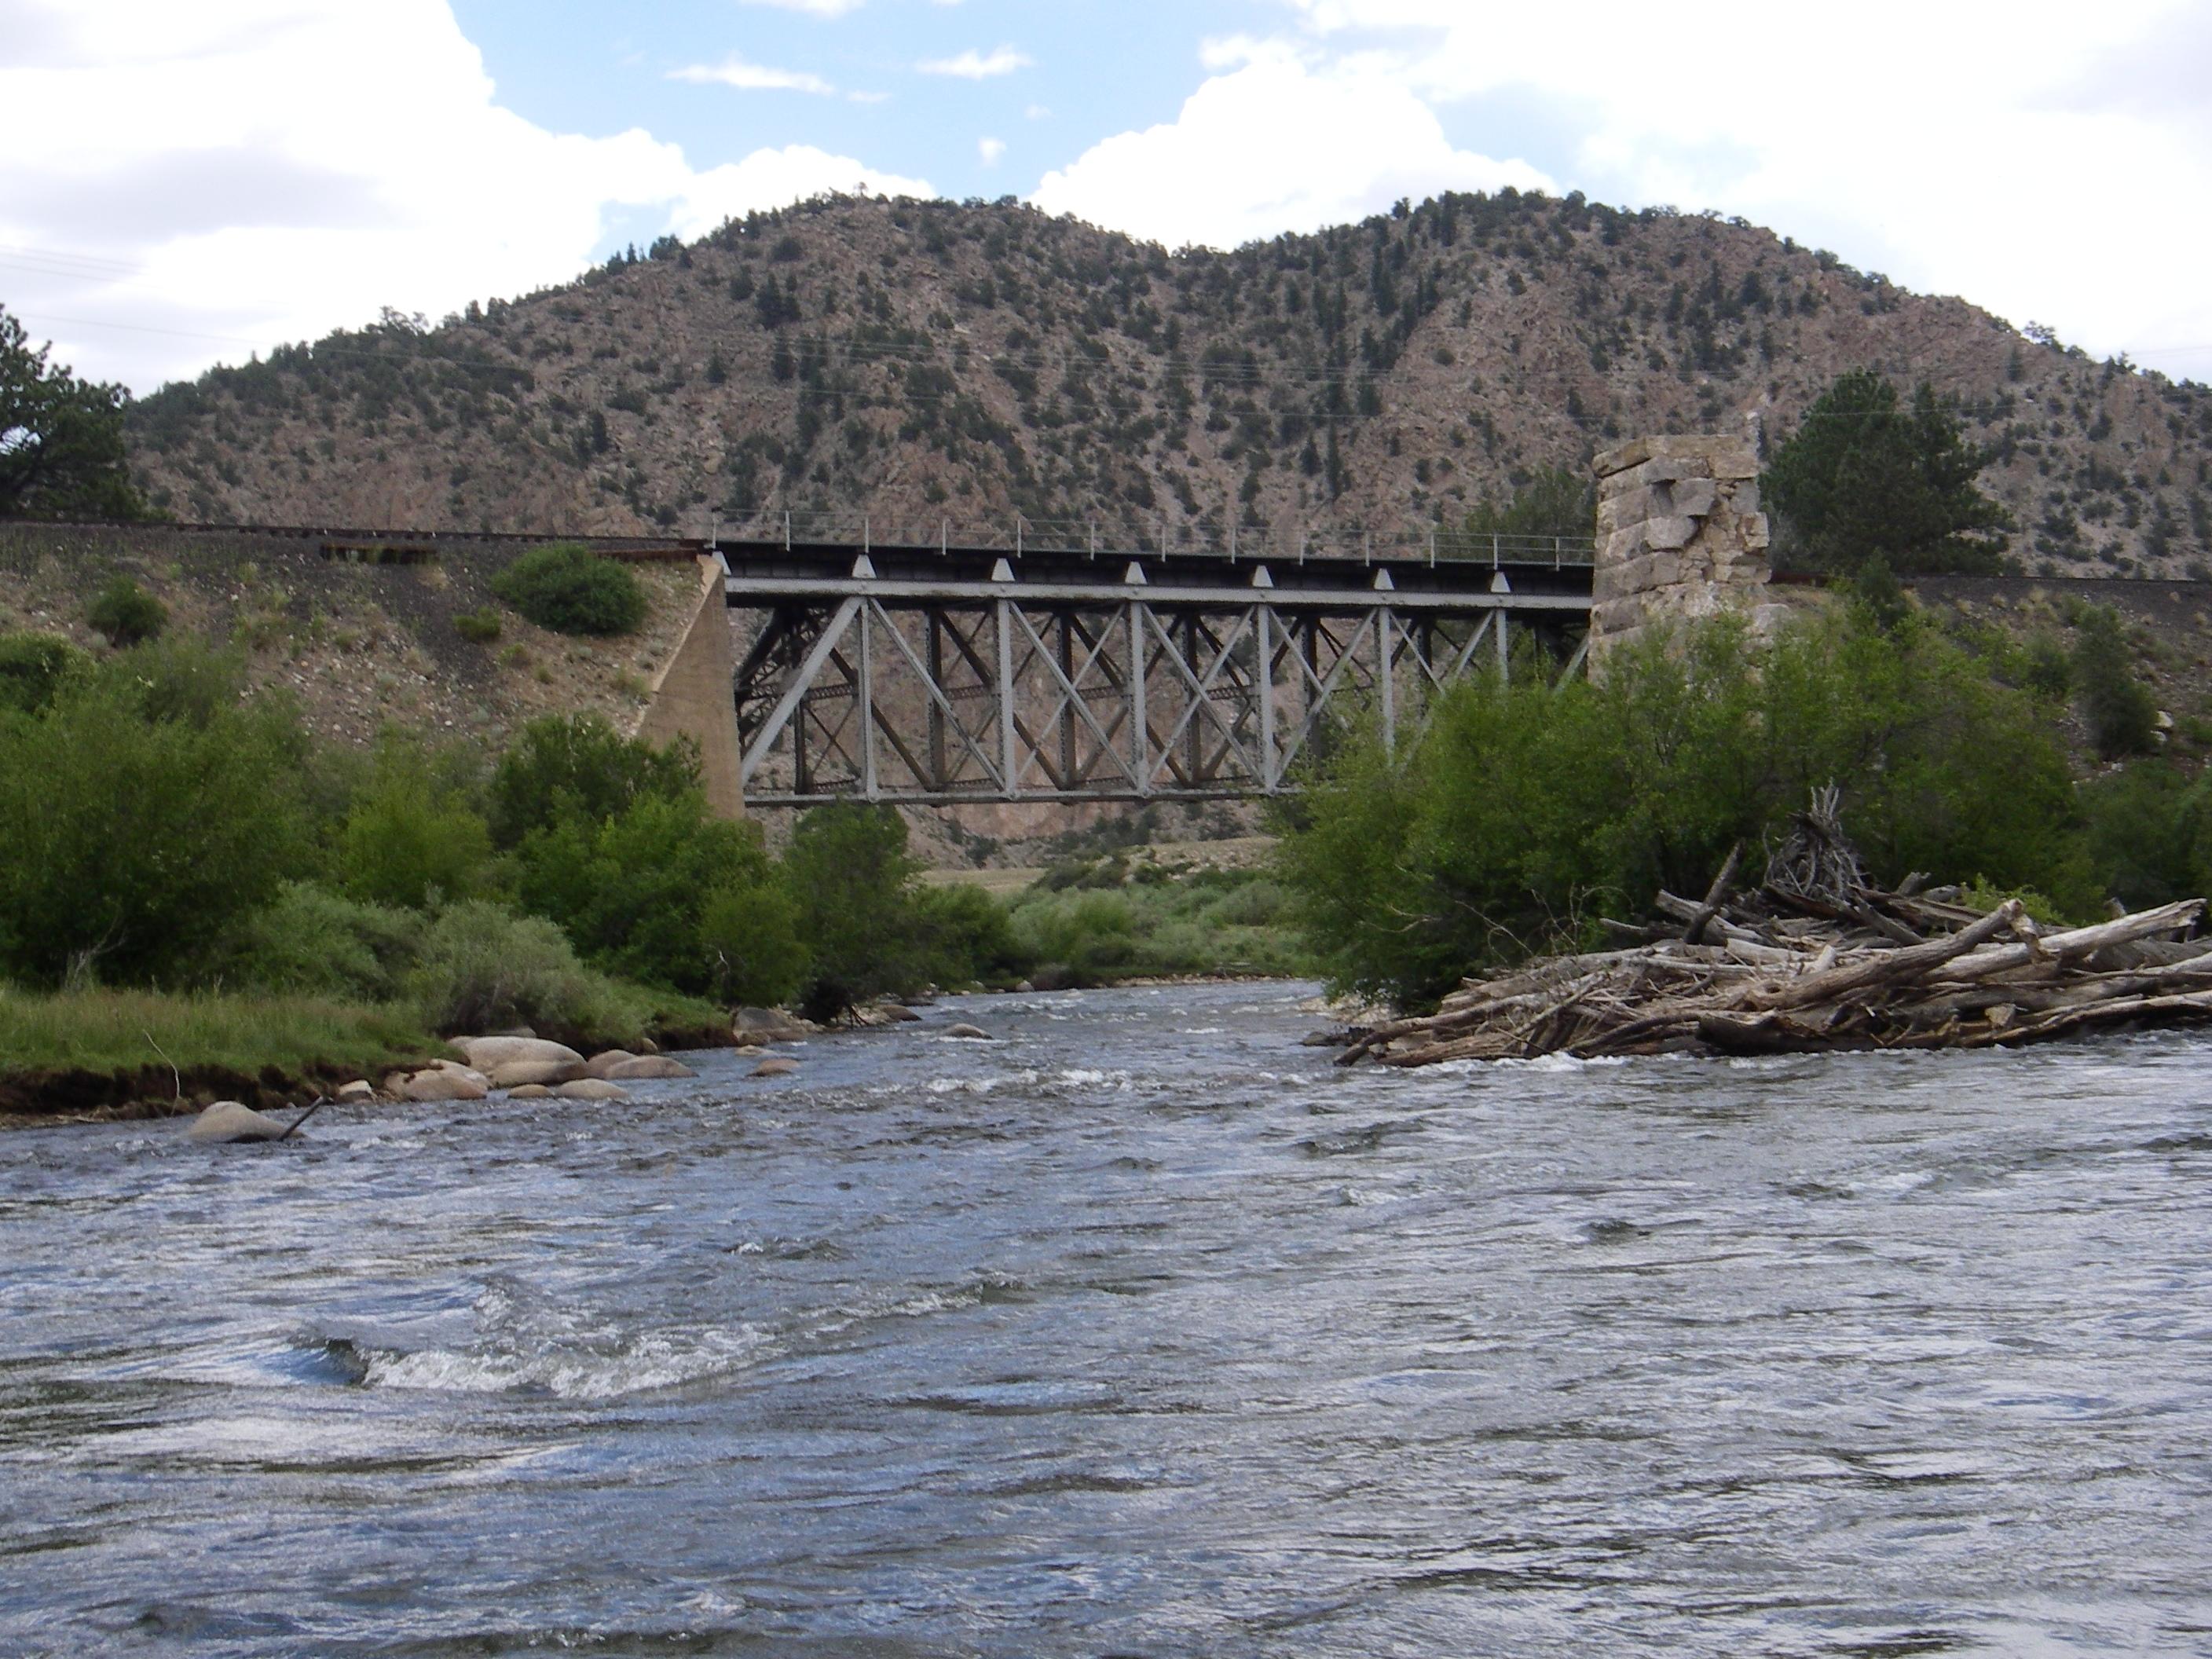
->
(717, 517, 1595, 808)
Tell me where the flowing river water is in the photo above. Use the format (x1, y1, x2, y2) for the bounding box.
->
(2, 980, 2210, 1657)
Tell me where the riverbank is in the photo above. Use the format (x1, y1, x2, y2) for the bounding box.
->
(0, 985, 734, 1127)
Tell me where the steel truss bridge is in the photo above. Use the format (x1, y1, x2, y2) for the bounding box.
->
(721, 525, 1595, 808)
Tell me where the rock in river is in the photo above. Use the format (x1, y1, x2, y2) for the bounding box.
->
(456, 1036, 586, 1072)
(487, 1058, 585, 1090)
(943, 1024, 994, 1041)
(185, 1101, 293, 1144)
(750, 1057, 800, 1079)
(555, 1079, 628, 1101)
(602, 1056, 696, 1081)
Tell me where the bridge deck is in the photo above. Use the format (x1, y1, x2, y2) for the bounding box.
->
(716, 536, 1595, 808)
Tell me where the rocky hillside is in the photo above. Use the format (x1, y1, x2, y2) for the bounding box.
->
(126, 191, 2212, 579)
(0, 523, 708, 752)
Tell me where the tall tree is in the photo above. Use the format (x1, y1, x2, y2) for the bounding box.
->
(1763, 369, 2009, 575)
(0, 305, 151, 521)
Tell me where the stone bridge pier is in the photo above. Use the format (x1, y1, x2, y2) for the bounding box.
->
(1589, 434, 1777, 668)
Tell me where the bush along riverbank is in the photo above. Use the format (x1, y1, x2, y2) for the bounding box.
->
(1331, 794, 2212, 1066)
(1274, 593, 2212, 1031)
(0, 630, 1309, 1122)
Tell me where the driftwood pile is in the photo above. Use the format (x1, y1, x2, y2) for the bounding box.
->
(1339, 791, 2212, 1068)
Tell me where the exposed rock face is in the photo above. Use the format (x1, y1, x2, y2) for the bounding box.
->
(185, 1101, 293, 1143)
(1589, 434, 1778, 665)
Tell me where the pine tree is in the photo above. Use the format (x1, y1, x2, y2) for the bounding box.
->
(0, 306, 151, 522)
(1763, 369, 2009, 574)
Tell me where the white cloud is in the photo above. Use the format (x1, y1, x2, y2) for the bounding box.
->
(978, 137, 1006, 166)
(1250, 0, 2212, 376)
(737, 0, 865, 16)
(668, 54, 837, 96)
(916, 45, 1032, 79)
(1031, 46, 1548, 250)
(1024, 103, 1050, 120)
(0, 0, 928, 391)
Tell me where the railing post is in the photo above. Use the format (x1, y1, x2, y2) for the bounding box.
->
(784, 511, 791, 552)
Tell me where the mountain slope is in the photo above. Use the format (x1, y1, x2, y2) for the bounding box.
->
(126, 191, 2212, 578)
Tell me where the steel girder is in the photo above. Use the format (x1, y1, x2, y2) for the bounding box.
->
(731, 586, 1583, 806)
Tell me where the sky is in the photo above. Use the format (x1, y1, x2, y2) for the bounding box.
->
(5, 0, 2211, 394)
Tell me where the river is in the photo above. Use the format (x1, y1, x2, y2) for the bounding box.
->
(2, 980, 2209, 1657)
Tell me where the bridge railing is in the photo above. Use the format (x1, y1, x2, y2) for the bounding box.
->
(714, 510, 1595, 567)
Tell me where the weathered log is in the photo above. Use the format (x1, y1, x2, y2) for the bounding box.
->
(1749, 902, 2021, 1012)
(1683, 843, 1743, 946)
(1941, 899, 2204, 985)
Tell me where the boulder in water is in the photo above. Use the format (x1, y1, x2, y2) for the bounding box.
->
(487, 1057, 585, 1089)
(732, 1008, 810, 1046)
(943, 1023, 994, 1041)
(749, 1057, 800, 1078)
(602, 1055, 695, 1081)
(336, 1079, 375, 1102)
(555, 1078, 628, 1101)
(584, 1049, 637, 1079)
(387, 1068, 489, 1103)
(456, 1035, 585, 1072)
(507, 1084, 555, 1100)
(185, 1101, 292, 1144)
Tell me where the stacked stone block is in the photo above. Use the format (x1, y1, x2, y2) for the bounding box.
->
(1588, 434, 1773, 665)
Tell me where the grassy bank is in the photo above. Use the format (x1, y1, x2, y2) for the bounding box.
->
(0, 979, 734, 1124)
(0, 986, 438, 1077)
(1002, 858, 1311, 987)
(0, 987, 442, 1122)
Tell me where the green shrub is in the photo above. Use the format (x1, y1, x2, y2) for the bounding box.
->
(914, 881, 1033, 987)
(0, 650, 307, 987)
(491, 544, 646, 636)
(782, 802, 930, 1016)
(2078, 762, 2212, 909)
(514, 790, 801, 999)
(333, 734, 496, 911)
(2071, 605, 2159, 760)
(408, 900, 626, 1036)
(489, 714, 698, 847)
(1276, 608, 2096, 1009)
(1009, 890, 1141, 987)
(0, 631, 87, 714)
(454, 608, 503, 643)
(217, 881, 424, 1001)
(698, 880, 810, 1005)
(86, 576, 167, 646)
